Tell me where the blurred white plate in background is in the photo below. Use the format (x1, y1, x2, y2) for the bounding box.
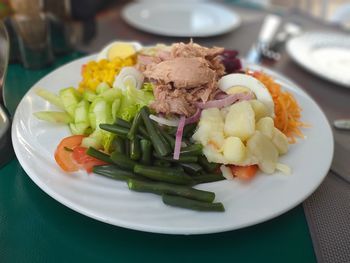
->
(287, 31, 350, 88)
(121, 2, 241, 37)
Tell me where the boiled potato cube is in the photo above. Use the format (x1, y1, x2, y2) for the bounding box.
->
(192, 124, 210, 145)
(193, 108, 224, 145)
(224, 101, 255, 141)
(200, 108, 224, 123)
(223, 136, 246, 164)
(192, 121, 224, 147)
(256, 117, 274, 139)
(236, 148, 259, 166)
(220, 107, 230, 118)
(220, 165, 234, 180)
(250, 100, 269, 121)
(192, 122, 210, 145)
(203, 145, 227, 164)
(208, 131, 225, 151)
(247, 131, 278, 174)
(272, 128, 289, 155)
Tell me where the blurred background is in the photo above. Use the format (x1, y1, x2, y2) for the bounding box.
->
(0, 0, 349, 70)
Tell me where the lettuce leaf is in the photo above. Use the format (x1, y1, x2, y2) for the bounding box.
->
(117, 85, 154, 121)
(142, 82, 154, 92)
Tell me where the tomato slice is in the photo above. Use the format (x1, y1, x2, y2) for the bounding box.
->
(54, 135, 85, 172)
(229, 165, 259, 180)
(72, 146, 107, 173)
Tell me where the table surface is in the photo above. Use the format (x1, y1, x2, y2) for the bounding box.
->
(1, 4, 350, 263)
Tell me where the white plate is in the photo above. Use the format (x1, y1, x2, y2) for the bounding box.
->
(12, 54, 333, 235)
(286, 31, 350, 88)
(121, 2, 241, 37)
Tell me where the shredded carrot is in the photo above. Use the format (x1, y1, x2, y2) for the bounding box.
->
(248, 71, 307, 143)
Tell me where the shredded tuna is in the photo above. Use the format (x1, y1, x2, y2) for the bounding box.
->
(138, 41, 226, 117)
(144, 57, 216, 89)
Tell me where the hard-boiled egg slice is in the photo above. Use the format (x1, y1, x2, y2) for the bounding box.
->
(113, 67, 144, 91)
(96, 41, 143, 61)
(218, 73, 275, 117)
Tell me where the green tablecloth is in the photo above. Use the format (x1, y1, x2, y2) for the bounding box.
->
(0, 53, 316, 263)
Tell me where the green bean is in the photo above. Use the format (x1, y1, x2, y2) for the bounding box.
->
(183, 123, 197, 138)
(100, 124, 128, 138)
(134, 164, 193, 185)
(162, 194, 225, 212)
(140, 107, 171, 156)
(130, 138, 141, 161)
(166, 126, 177, 135)
(154, 153, 198, 163)
(93, 165, 141, 181)
(115, 118, 131, 128)
(138, 124, 150, 140)
(111, 136, 126, 155)
(198, 155, 220, 172)
(140, 139, 152, 165)
(127, 179, 215, 202)
(128, 111, 142, 140)
(180, 144, 203, 156)
(193, 173, 225, 185)
(180, 162, 203, 176)
(154, 123, 172, 150)
(110, 152, 137, 171)
(100, 124, 144, 140)
(159, 128, 176, 148)
(153, 159, 172, 168)
(117, 117, 149, 139)
(125, 139, 130, 158)
(86, 147, 113, 163)
(167, 124, 197, 137)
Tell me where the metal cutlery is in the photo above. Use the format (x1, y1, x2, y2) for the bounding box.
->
(268, 22, 302, 53)
(331, 140, 350, 183)
(246, 14, 282, 64)
(333, 119, 350, 130)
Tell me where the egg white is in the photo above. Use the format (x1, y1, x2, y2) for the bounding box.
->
(218, 73, 275, 117)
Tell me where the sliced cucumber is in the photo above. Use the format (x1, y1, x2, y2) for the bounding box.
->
(82, 134, 102, 149)
(59, 87, 82, 117)
(34, 111, 73, 124)
(83, 89, 97, 102)
(35, 88, 64, 109)
(92, 98, 113, 126)
(69, 122, 89, 135)
(96, 82, 110, 94)
(74, 100, 90, 124)
(98, 88, 121, 102)
(112, 98, 121, 121)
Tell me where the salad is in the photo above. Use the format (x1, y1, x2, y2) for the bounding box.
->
(34, 41, 305, 212)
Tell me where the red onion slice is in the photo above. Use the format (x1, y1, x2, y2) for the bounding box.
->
(214, 92, 229, 100)
(185, 108, 201, 125)
(197, 92, 254, 109)
(173, 116, 186, 160)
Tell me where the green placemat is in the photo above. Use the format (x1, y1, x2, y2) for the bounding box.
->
(4, 52, 83, 116)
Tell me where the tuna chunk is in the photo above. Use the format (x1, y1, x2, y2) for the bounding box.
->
(138, 42, 225, 117)
(144, 57, 216, 89)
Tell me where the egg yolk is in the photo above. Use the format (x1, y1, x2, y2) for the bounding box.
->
(107, 43, 136, 60)
(227, 86, 253, 95)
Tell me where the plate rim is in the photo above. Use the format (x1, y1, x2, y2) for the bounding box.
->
(11, 54, 334, 235)
(286, 31, 350, 88)
(121, 2, 241, 37)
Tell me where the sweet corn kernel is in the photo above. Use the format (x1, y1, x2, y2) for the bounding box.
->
(78, 56, 136, 92)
